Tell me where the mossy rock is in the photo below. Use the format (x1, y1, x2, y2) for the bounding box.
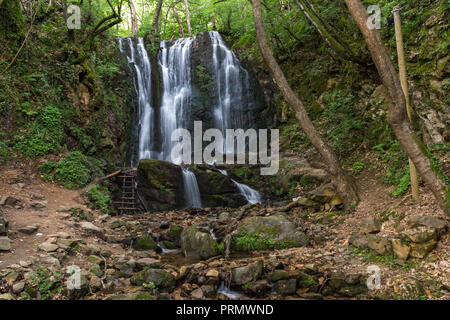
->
(133, 235, 160, 252)
(130, 268, 175, 291)
(296, 271, 319, 292)
(180, 226, 222, 259)
(104, 291, 156, 300)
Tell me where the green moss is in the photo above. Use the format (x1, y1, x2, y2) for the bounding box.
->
(86, 185, 112, 214)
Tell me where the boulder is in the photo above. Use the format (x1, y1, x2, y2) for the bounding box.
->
(243, 279, 270, 296)
(137, 159, 185, 211)
(274, 279, 297, 295)
(367, 234, 392, 255)
(401, 227, 437, 243)
(130, 268, 175, 290)
(38, 242, 59, 252)
(296, 271, 319, 292)
(133, 234, 159, 251)
(360, 217, 381, 234)
(409, 240, 437, 259)
(233, 215, 308, 250)
(231, 260, 264, 285)
(407, 216, 447, 236)
(391, 239, 410, 262)
(180, 226, 221, 259)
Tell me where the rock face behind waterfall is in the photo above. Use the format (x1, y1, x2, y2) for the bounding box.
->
(137, 159, 248, 211)
(137, 159, 185, 211)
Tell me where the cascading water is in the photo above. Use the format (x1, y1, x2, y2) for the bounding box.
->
(210, 31, 252, 153)
(119, 38, 155, 161)
(120, 32, 262, 208)
(217, 169, 261, 204)
(158, 37, 195, 163)
(181, 167, 202, 208)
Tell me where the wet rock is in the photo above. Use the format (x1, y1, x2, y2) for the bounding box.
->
(360, 217, 381, 234)
(244, 279, 270, 296)
(137, 159, 185, 211)
(136, 258, 161, 269)
(18, 224, 39, 235)
(133, 234, 159, 251)
(270, 270, 289, 282)
(274, 279, 296, 295)
(296, 271, 319, 292)
(167, 225, 183, 244)
(201, 285, 217, 298)
(231, 260, 264, 285)
(367, 234, 392, 255)
(130, 268, 175, 291)
(391, 239, 410, 261)
(180, 226, 221, 259)
(234, 215, 308, 250)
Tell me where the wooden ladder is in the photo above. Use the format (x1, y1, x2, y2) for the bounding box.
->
(114, 168, 142, 215)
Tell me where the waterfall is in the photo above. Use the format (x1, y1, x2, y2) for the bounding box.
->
(119, 38, 155, 161)
(217, 169, 261, 204)
(158, 37, 195, 163)
(120, 32, 262, 209)
(182, 168, 202, 208)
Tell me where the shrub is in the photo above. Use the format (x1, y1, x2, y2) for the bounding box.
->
(13, 105, 64, 158)
(352, 161, 365, 175)
(40, 151, 104, 189)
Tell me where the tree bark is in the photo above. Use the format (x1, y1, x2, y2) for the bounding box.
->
(172, 6, 185, 38)
(294, 0, 363, 65)
(344, 0, 449, 214)
(151, 0, 163, 45)
(250, 0, 359, 209)
(183, 0, 192, 37)
(128, 0, 138, 37)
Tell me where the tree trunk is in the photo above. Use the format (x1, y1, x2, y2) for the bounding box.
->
(183, 0, 192, 37)
(151, 0, 163, 45)
(294, 0, 362, 64)
(172, 7, 185, 38)
(344, 0, 449, 214)
(128, 0, 138, 37)
(250, 0, 359, 209)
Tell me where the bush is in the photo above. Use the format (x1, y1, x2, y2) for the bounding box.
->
(39, 151, 104, 189)
(13, 105, 64, 158)
(86, 185, 112, 214)
(352, 161, 365, 175)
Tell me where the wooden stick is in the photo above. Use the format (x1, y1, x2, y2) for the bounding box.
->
(393, 6, 419, 202)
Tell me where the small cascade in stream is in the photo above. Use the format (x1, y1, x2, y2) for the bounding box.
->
(217, 169, 262, 204)
(182, 168, 202, 208)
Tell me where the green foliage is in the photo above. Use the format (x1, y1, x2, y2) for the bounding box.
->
(40, 151, 104, 189)
(142, 282, 158, 295)
(28, 265, 65, 300)
(86, 184, 112, 214)
(352, 161, 365, 175)
(13, 105, 64, 158)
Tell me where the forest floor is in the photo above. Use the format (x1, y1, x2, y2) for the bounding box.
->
(0, 165, 449, 300)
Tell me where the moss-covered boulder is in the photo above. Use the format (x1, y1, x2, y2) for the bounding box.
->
(130, 268, 175, 291)
(133, 234, 160, 252)
(180, 226, 222, 259)
(232, 215, 308, 251)
(137, 159, 185, 211)
(231, 260, 264, 285)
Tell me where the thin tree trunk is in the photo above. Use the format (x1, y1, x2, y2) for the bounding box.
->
(172, 6, 185, 38)
(344, 0, 449, 214)
(151, 0, 163, 45)
(128, 0, 138, 37)
(393, 6, 419, 202)
(250, 0, 359, 209)
(294, 0, 363, 65)
(183, 0, 192, 37)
